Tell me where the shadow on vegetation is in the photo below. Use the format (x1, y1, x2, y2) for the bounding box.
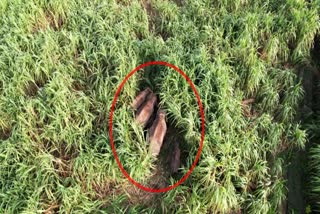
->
(287, 36, 320, 213)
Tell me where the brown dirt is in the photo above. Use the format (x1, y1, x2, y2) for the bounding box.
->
(24, 81, 39, 97)
(141, 0, 171, 40)
(0, 127, 11, 140)
(121, 156, 168, 206)
(141, 0, 159, 33)
(51, 144, 78, 178)
(241, 98, 258, 118)
(91, 180, 121, 200)
(172, 0, 184, 7)
(32, 10, 64, 33)
(43, 203, 59, 214)
(116, 0, 133, 6)
(257, 47, 267, 61)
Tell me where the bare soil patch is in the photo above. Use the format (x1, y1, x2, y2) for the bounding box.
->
(32, 10, 64, 33)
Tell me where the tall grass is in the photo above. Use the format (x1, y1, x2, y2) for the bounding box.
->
(306, 113, 320, 212)
(0, 0, 319, 213)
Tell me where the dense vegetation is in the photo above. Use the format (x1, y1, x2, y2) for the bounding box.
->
(0, 0, 319, 213)
(306, 42, 320, 213)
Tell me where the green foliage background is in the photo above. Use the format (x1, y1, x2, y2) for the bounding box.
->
(0, 0, 319, 213)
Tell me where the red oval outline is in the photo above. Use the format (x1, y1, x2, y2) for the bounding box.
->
(109, 61, 205, 193)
